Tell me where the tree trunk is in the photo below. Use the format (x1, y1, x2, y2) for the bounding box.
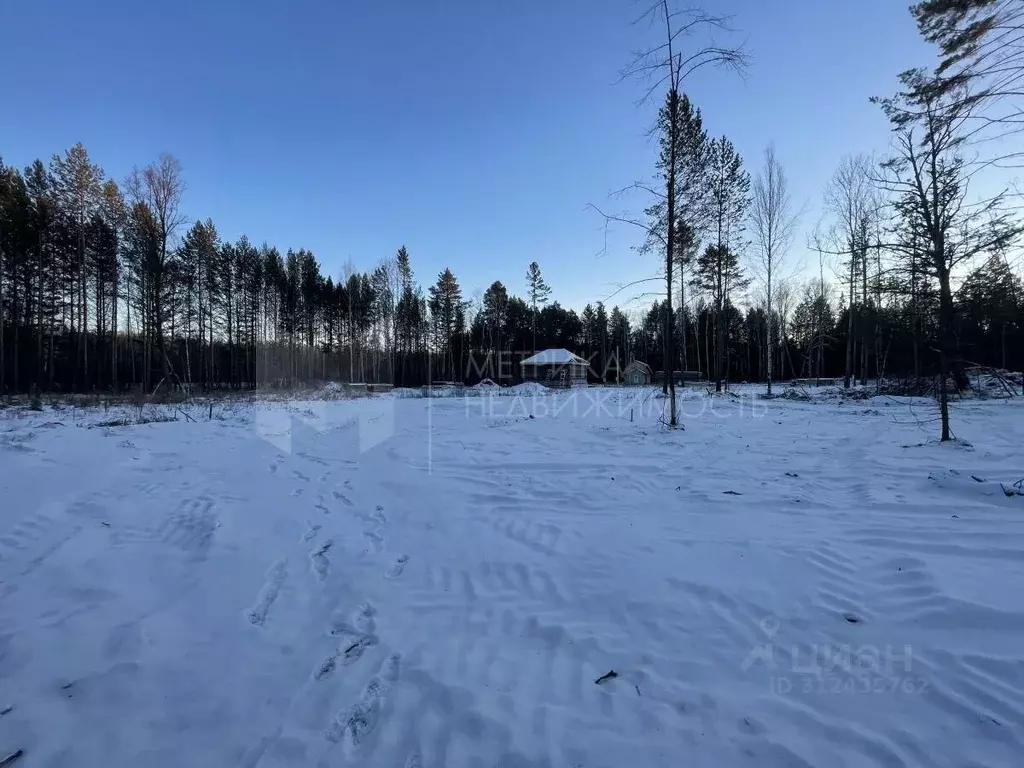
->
(860, 241, 868, 386)
(766, 270, 773, 396)
(0, 215, 4, 395)
(937, 265, 961, 441)
(679, 266, 688, 372)
(36, 228, 44, 390)
(844, 255, 855, 388)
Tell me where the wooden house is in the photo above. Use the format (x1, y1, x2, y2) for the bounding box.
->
(622, 360, 653, 385)
(520, 349, 589, 387)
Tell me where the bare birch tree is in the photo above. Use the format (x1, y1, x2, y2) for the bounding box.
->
(750, 145, 797, 395)
(819, 154, 875, 389)
(124, 154, 186, 387)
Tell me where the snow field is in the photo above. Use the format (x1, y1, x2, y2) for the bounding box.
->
(0, 387, 1022, 767)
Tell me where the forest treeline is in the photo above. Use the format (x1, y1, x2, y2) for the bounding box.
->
(0, 140, 1021, 395)
(0, 147, 647, 393)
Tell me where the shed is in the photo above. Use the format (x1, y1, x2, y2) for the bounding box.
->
(623, 360, 653, 385)
(520, 349, 589, 387)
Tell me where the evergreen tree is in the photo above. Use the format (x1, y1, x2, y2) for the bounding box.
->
(481, 281, 509, 378)
(52, 143, 104, 387)
(702, 136, 751, 391)
(525, 261, 551, 353)
(429, 268, 465, 381)
(642, 89, 710, 416)
(609, 306, 631, 379)
(875, 67, 1022, 438)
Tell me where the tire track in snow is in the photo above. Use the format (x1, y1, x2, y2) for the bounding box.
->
(0, 504, 82, 580)
(111, 496, 219, 560)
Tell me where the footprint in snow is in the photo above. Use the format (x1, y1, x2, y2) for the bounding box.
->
(362, 530, 384, 554)
(326, 653, 401, 752)
(352, 601, 377, 634)
(313, 635, 379, 680)
(248, 560, 288, 626)
(310, 539, 333, 581)
(317, 602, 379, 681)
(385, 555, 409, 579)
(332, 489, 355, 508)
(331, 601, 376, 636)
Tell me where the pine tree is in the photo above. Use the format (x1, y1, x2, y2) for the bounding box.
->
(429, 268, 465, 381)
(642, 90, 711, 416)
(525, 261, 551, 353)
(609, 306, 631, 379)
(482, 281, 509, 379)
(703, 136, 751, 391)
(875, 67, 1022, 438)
(52, 143, 104, 388)
(594, 302, 609, 380)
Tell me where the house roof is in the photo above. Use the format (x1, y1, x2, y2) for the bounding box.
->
(624, 360, 652, 375)
(520, 348, 589, 366)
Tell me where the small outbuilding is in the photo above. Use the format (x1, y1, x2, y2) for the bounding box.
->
(623, 360, 653, 385)
(520, 349, 589, 387)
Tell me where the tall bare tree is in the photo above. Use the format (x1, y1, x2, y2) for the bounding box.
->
(124, 154, 186, 387)
(750, 145, 798, 395)
(820, 154, 875, 388)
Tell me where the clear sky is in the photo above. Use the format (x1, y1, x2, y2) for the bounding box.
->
(1, 0, 935, 315)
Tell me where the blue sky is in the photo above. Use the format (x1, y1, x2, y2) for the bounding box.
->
(1, 0, 934, 314)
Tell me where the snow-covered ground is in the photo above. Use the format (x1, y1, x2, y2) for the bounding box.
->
(1, 386, 1023, 767)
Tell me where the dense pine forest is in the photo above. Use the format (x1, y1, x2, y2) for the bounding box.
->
(3, 139, 1020, 396)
